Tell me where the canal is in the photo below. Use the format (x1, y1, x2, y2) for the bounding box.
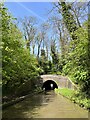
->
(3, 91, 88, 118)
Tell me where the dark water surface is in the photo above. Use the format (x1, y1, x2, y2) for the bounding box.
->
(2, 91, 88, 118)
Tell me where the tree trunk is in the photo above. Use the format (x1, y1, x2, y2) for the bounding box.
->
(58, 2, 78, 40)
(32, 45, 35, 54)
(37, 45, 40, 58)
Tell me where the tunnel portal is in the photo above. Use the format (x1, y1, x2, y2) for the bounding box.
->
(42, 80, 58, 91)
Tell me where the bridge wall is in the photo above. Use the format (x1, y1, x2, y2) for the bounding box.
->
(40, 75, 77, 90)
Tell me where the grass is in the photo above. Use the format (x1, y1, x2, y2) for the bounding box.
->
(55, 88, 74, 99)
(55, 88, 90, 110)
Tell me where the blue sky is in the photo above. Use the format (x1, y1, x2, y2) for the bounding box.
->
(4, 2, 54, 55)
(4, 2, 88, 56)
(5, 2, 53, 23)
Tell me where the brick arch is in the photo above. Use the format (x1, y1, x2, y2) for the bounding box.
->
(43, 79, 58, 85)
(40, 75, 77, 90)
(42, 80, 58, 91)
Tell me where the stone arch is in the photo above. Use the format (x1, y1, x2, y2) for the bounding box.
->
(42, 80, 58, 91)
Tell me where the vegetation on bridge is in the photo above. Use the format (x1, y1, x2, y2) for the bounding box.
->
(1, 2, 90, 109)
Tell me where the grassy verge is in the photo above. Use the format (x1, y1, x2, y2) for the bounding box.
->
(55, 88, 90, 110)
(55, 88, 74, 98)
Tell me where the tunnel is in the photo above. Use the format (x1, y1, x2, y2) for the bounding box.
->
(42, 80, 58, 91)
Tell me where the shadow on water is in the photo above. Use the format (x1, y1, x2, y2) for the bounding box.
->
(2, 91, 55, 118)
(2, 90, 88, 119)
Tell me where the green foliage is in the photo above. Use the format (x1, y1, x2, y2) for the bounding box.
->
(55, 88, 74, 98)
(50, 40, 59, 73)
(71, 90, 90, 109)
(38, 49, 51, 74)
(51, 41, 59, 65)
(60, 2, 78, 40)
(1, 4, 40, 96)
(62, 22, 90, 97)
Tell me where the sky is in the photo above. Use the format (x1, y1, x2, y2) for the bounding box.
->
(4, 1, 89, 56)
(4, 2, 53, 23)
(4, 2, 54, 55)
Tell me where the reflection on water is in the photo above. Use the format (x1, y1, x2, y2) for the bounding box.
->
(3, 91, 88, 118)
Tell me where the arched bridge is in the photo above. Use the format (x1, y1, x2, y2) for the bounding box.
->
(40, 75, 77, 91)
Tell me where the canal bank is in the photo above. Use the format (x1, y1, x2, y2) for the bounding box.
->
(55, 88, 90, 111)
(2, 89, 43, 109)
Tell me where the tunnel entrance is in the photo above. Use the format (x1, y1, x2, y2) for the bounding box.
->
(42, 80, 58, 91)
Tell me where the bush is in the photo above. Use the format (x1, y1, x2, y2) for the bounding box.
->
(62, 22, 90, 97)
(1, 4, 40, 96)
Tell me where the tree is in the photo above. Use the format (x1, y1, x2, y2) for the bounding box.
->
(38, 49, 49, 74)
(40, 22, 50, 49)
(1, 4, 40, 96)
(70, 2, 88, 27)
(36, 32, 43, 58)
(21, 16, 37, 51)
(31, 39, 36, 55)
(49, 16, 69, 58)
(63, 22, 90, 97)
(54, 2, 78, 40)
(51, 39, 59, 70)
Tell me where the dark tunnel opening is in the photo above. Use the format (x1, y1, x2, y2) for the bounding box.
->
(42, 80, 58, 91)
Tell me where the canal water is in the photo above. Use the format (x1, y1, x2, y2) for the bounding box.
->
(3, 91, 88, 118)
